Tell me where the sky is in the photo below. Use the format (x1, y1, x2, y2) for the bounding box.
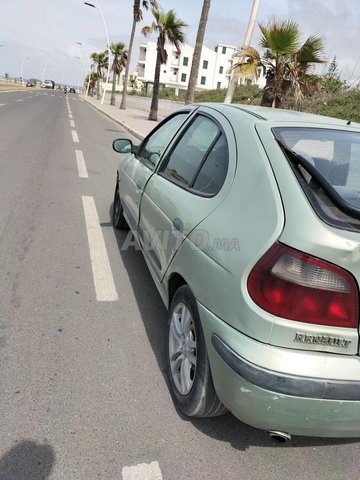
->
(0, 0, 359, 87)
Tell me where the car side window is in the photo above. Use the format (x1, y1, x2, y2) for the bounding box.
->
(137, 113, 188, 170)
(192, 133, 228, 195)
(162, 115, 220, 187)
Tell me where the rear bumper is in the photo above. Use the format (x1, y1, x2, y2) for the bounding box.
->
(198, 302, 360, 437)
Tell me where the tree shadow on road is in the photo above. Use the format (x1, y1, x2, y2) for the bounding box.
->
(112, 223, 360, 450)
(0, 440, 55, 480)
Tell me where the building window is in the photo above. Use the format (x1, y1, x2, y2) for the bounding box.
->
(200, 76, 206, 85)
(181, 73, 187, 82)
(219, 66, 224, 74)
(217, 82, 221, 89)
(215, 46, 218, 53)
(183, 57, 189, 66)
(203, 60, 208, 69)
(222, 46, 226, 54)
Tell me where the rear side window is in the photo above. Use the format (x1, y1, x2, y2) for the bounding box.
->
(162, 115, 228, 195)
(274, 127, 360, 231)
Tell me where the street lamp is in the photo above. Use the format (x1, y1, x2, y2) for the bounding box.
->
(41, 63, 48, 82)
(76, 41, 91, 96)
(20, 56, 29, 85)
(84, 1, 111, 105)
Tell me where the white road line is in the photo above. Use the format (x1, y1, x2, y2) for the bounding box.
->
(75, 150, 88, 178)
(122, 462, 163, 480)
(69, 113, 73, 119)
(82, 196, 118, 302)
(17, 99, 23, 102)
(28, 96, 32, 99)
(70, 119, 75, 128)
(0, 104, 5, 107)
(72, 130, 79, 143)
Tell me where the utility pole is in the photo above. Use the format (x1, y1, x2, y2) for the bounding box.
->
(224, 0, 260, 104)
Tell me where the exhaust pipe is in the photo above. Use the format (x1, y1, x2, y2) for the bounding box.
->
(268, 430, 291, 443)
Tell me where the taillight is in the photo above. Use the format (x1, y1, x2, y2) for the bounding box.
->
(247, 243, 359, 328)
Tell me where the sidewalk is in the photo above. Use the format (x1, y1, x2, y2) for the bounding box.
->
(81, 94, 181, 140)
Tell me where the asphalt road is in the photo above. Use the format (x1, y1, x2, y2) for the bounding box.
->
(0, 89, 359, 480)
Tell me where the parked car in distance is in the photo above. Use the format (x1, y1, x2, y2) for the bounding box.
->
(26, 79, 36, 87)
(69, 88, 76, 93)
(41, 80, 55, 89)
(112, 103, 360, 439)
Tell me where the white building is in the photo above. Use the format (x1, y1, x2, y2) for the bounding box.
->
(137, 42, 265, 95)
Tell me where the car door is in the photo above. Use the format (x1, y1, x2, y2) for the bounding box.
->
(118, 111, 191, 234)
(138, 107, 236, 281)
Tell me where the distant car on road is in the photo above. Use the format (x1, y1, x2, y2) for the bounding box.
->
(112, 103, 360, 440)
(69, 88, 76, 93)
(41, 80, 55, 89)
(26, 79, 36, 87)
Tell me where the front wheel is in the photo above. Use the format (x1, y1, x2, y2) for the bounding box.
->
(167, 285, 227, 417)
(112, 180, 128, 229)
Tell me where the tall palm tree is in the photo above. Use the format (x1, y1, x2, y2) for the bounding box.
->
(142, 9, 187, 121)
(185, 0, 211, 105)
(120, 0, 158, 111)
(110, 42, 128, 106)
(91, 51, 108, 100)
(231, 19, 325, 108)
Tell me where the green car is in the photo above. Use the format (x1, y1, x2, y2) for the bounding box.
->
(112, 103, 360, 439)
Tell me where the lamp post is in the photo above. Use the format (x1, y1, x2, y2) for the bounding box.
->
(41, 63, 48, 83)
(76, 41, 91, 96)
(224, 0, 261, 104)
(84, 1, 111, 105)
(20, 56, 29, 85)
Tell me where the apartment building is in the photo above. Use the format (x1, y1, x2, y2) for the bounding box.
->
(137, 41, 264, 95)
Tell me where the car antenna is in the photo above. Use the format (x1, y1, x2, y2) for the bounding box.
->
(347, 120, 351, 125)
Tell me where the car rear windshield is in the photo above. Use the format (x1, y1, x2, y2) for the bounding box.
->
(273, 126, 360, 231)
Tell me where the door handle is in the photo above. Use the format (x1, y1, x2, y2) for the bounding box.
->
(136, 182, 143, 191)
(172, 218, 184, 232)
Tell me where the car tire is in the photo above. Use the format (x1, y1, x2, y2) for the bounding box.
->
(112, 180, 128, 230)
(167, 285, 227, 417)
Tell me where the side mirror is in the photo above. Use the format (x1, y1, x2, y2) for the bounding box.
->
(113, 138, 133, 154)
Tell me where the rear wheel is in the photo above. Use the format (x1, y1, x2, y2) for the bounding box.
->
(167, 285, 227, 417)
(112, 180, 128, 229)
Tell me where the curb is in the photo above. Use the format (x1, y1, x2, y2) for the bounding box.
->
(81, 96, 145, 141)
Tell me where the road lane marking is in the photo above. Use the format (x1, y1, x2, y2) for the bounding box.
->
(82, 196, 118, 302)
(70, 119, 75, 128)
(17, 99, 23, 102)
(75, 150, 88, 178)
(69, 113, 73, 118)
(28, 96, 32, 99)
(0, 104, 5, 107)
(72, 130, 79, 143)
(122, 462, 163, 480)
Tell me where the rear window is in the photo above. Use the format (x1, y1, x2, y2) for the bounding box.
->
(273, 127, 360, 231)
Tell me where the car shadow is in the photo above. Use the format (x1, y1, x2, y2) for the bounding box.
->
(0, 440, 55, 479)
(110, 209, 359, 450)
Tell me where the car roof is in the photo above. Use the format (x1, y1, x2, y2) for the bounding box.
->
(193, 103, 360, 129)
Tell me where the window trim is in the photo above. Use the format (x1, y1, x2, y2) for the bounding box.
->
(158, 112, 229, 198)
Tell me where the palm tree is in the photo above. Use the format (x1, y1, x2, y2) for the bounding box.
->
(91, 51, 108, 100)
(259, 19, 325, 107)
(231, 19, 325, 108)
(110, 42, 128, 106)
(142, 9, 187, 121)
(185, 0, 211, 105)
(129, 77, 139, 92)
(85, 71, 98, 96)
(120, 0, 158, 111)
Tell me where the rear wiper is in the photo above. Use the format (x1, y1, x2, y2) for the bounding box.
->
(276, 139, 360, 220)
